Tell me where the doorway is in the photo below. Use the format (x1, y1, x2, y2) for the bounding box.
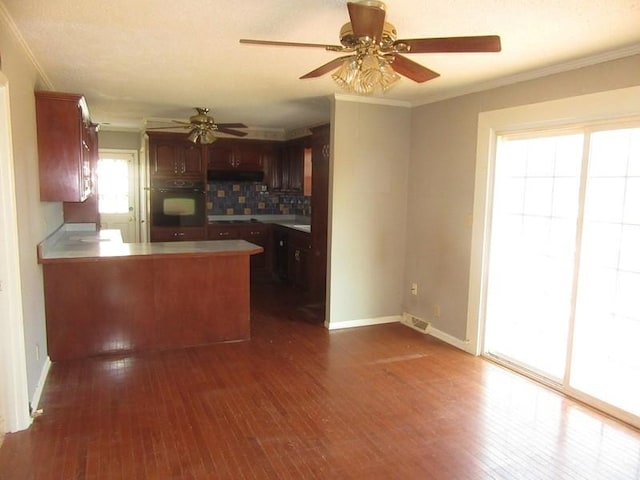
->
(483, 123, 640, 426)
(97, 150, 139, 243)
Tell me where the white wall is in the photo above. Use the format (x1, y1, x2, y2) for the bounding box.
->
(1, 5, 61, 407)
(405, 54, 640, 344)
(328, 97, 411, 328)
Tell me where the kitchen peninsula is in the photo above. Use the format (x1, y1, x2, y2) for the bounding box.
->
(38, 225, 263, 361)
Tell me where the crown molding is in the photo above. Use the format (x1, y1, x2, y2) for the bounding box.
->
(333, 93, 411, 108)
(413, 44, 640, 107)
(0, 2, 54, 89)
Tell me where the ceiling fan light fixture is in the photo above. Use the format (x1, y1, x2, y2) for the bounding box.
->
(331, 53, 399, 94)
(187, 129, 200, 143)
(200, 129, 217, 144)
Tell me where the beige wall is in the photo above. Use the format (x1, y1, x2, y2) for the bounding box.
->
(405, 54, 640, 341)
(329, 98, 411, 326)
(99, 129, 142, 150)
(0, 9, 62, 401)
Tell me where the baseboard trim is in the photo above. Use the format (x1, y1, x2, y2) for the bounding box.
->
(30, 357, 51, 415)
(326, 315, 401, 330)
(428, 327, 474, 354)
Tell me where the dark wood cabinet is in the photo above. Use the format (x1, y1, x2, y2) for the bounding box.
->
(148, 132, 204, 178)
(268, 137, 310, 193)
(63, 122, 100, 223)
(208, 223, 271, 270)
(36, 91, 94, 202)
(273, 225, 311, 289)
(309, 125, 330, 303)
(208, 139, 273, 171)
(150, 226, 206, 242)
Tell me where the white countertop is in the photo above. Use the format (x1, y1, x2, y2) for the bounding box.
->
(38, 225, 262, 263)
(208, 214, 311, 233)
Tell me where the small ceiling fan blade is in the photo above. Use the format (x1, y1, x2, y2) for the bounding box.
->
(240, 39, 341, 50)
(347, 2, 386, 40)
(216, 128, 248, 137)
(300, 55, 354, 79)
(391, 55, 440, 83)
(146, 125, 191, 130)
(399, 35, 501, 53)
(215, 123, 248, 129)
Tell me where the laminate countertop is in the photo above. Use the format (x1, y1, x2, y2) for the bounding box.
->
(38, 224, 263, 264)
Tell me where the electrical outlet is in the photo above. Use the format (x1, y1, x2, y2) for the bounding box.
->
(434, 305, 441, 318)
(411, 283, 418, 296)
(35, 344, 40, 361)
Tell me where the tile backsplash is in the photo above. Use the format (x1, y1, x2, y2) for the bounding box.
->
(207, 182, 311, 216)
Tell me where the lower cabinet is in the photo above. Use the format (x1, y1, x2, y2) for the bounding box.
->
(150, 226, 206, 242)
(208, 223, 271, 270)
(273, 225, 311, 289)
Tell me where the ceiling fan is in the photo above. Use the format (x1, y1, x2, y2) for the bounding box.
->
(240, 0, 501, 94)
(147, 108, 248, 144)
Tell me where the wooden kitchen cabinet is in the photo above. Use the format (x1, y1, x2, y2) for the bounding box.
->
(208, 139, 273, 171)
(273, 225, 311, 289)
(148, 132, 204, 178)
(36, 91, 94, 202)
(208, 223, 271, 270)
(309, 124, 330, 302)
(268, 137, 310, 193)
(63, 122, 100, 223)
(150, 226, 206, 242)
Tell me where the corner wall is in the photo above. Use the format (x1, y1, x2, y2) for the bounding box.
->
(328, 98, 411, 328)
(405, 54, 640, 344)
(0, 6, 62, 406)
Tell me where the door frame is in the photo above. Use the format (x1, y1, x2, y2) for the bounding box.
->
(97, 148, 141, 242)
(468, 85, 640, 357)
(0, 72, 31, 432)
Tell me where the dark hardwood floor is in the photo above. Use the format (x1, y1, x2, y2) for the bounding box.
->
(1, 278, 640, 479)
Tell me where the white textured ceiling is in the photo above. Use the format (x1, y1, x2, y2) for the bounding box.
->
(2, 0, 639, 133)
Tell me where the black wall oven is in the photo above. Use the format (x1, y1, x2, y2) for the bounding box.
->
(150, 179, 206, 227)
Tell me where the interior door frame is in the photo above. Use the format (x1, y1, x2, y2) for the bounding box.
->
(97, 148, 141, 242)
(0, 72, 31, 433)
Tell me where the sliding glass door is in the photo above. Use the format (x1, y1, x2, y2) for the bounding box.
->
(483, 123, 640, 426)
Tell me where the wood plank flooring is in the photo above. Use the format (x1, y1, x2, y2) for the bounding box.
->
(1, 279, 640, 479)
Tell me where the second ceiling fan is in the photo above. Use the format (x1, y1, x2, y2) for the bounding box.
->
(240, 0, 501, 94)
(147, 108, 248, 144)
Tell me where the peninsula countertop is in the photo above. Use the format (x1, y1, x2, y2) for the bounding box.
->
(38, 224, 263, 264)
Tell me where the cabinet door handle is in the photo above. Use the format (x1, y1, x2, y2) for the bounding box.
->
(294, 249, 300, 261)
(219, 232, 230, 236)
(174, 232, 185, 237)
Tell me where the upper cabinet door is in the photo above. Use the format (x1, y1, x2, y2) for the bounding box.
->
(207, 140, 266, 171)
(207, 144, 235, 170)
(179, 143, 204, 175)
(36, 91, 93, 202)
(148, 132, 204, 178)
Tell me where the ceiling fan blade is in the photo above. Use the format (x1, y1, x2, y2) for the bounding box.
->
(216, 128, 248, 137)
(399, 35, 502, 53)
(300, 55, 354, 79)
(215, 123, 248, 129)
(146, 125, 191, 130)
(390, 55, 440, 83)
(240, 39, 341, 50)
(347, 1, 386, 40)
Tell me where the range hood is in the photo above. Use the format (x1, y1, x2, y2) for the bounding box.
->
(207, 169, 264, 182)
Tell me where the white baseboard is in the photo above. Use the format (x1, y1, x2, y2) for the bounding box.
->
(30, 357, 51, 414)
(326, 315, 401, 330)
(428, 327, 474, 354)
